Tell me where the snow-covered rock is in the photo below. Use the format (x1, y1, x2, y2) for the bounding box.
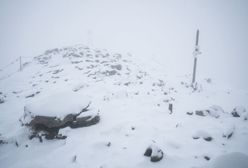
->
(195, 105, 225, 118)
(20, 90, 100, 140)
(231, 106, 247, 118)
(208, 105, 224, 118)
(144, 144, 164, 162)
(222, 125, 235, 139)
(193, 130, 213, 141)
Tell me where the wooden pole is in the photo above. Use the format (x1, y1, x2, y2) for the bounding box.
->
(20, 56, 22, 71)
(192, 30, 200, 85)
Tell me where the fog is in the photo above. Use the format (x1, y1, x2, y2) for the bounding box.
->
(0, 0, 248, 90)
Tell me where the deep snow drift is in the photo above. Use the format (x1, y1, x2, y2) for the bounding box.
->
(0, 44, 248, 168)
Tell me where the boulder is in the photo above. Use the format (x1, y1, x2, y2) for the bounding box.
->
(20, 92, 100, 141)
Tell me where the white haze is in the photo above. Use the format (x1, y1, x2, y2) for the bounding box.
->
(0, 0, 248, 90)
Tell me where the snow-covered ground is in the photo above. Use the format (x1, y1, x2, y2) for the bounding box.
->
(0, 45, 247, 168)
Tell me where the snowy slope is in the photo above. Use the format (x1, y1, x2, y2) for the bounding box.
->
(0, 44, 248, 168)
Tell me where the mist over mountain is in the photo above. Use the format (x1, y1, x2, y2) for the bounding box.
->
(0, 0, 248, 89)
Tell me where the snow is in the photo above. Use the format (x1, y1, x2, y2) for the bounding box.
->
(24, 91, 91, 118)
(205, 152, 248, 168)
(0, 44, 248, 168)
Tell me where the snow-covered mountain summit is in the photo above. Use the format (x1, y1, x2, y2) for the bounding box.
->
(0, 44, 248, 168)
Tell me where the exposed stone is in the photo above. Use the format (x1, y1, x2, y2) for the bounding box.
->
(144, 145, 164, 162)
(204, 156, 211, 161)
(111, 64, 122, 71)
(0, 134, 7, 145)
(151, 149, 163, 162)
(187, 112, 193, 115)
(195, 110, 206, 116)
(231, 111, 240, 117)
(169, 103, 173, 114)
(203, 137, 213, 142)
(192, 136, 200, 140)
(104, 70, 117, 76)
(223, 126, 235, 139)
(194, 105, 224, 118)
(144, 147, 152, 157)
(0, 98, 4, 104)
(224, 132, 233, 139)
(231, 106, 246, 118)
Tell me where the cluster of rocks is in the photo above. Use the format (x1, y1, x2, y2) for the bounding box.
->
(192, 130, 213, 142)
(187, 105, 247, 120)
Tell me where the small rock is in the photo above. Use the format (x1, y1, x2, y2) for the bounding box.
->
(72, 155, 77, 163)
(151, 149, 163, 162)
(207, 105, 224, 118)
(223, 125, 235, 139)
(106, 142, 111, 147)
(203, 137, 213, 142)
(231, 106, 246, 118)
(25, 94, 35, 98)
(111, 64, 122, 71)
(204, 156, 211, 161)
(0, 135, 7, 145)
(0, 98, 4, 104)
(187, 112, 193, 115)
(231, 111, 240, 117)
(144, 145, 164, 162)
(169, 104, 173, 114)
(15, 141, 19, 147)
(144, 147, 152, 157)
(195, 110, 206, 116)
(193, 130, 212, 142)
(193, 136, 200, 140)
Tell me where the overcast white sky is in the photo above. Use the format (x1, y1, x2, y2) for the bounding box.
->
(0, 0, 248, 90)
